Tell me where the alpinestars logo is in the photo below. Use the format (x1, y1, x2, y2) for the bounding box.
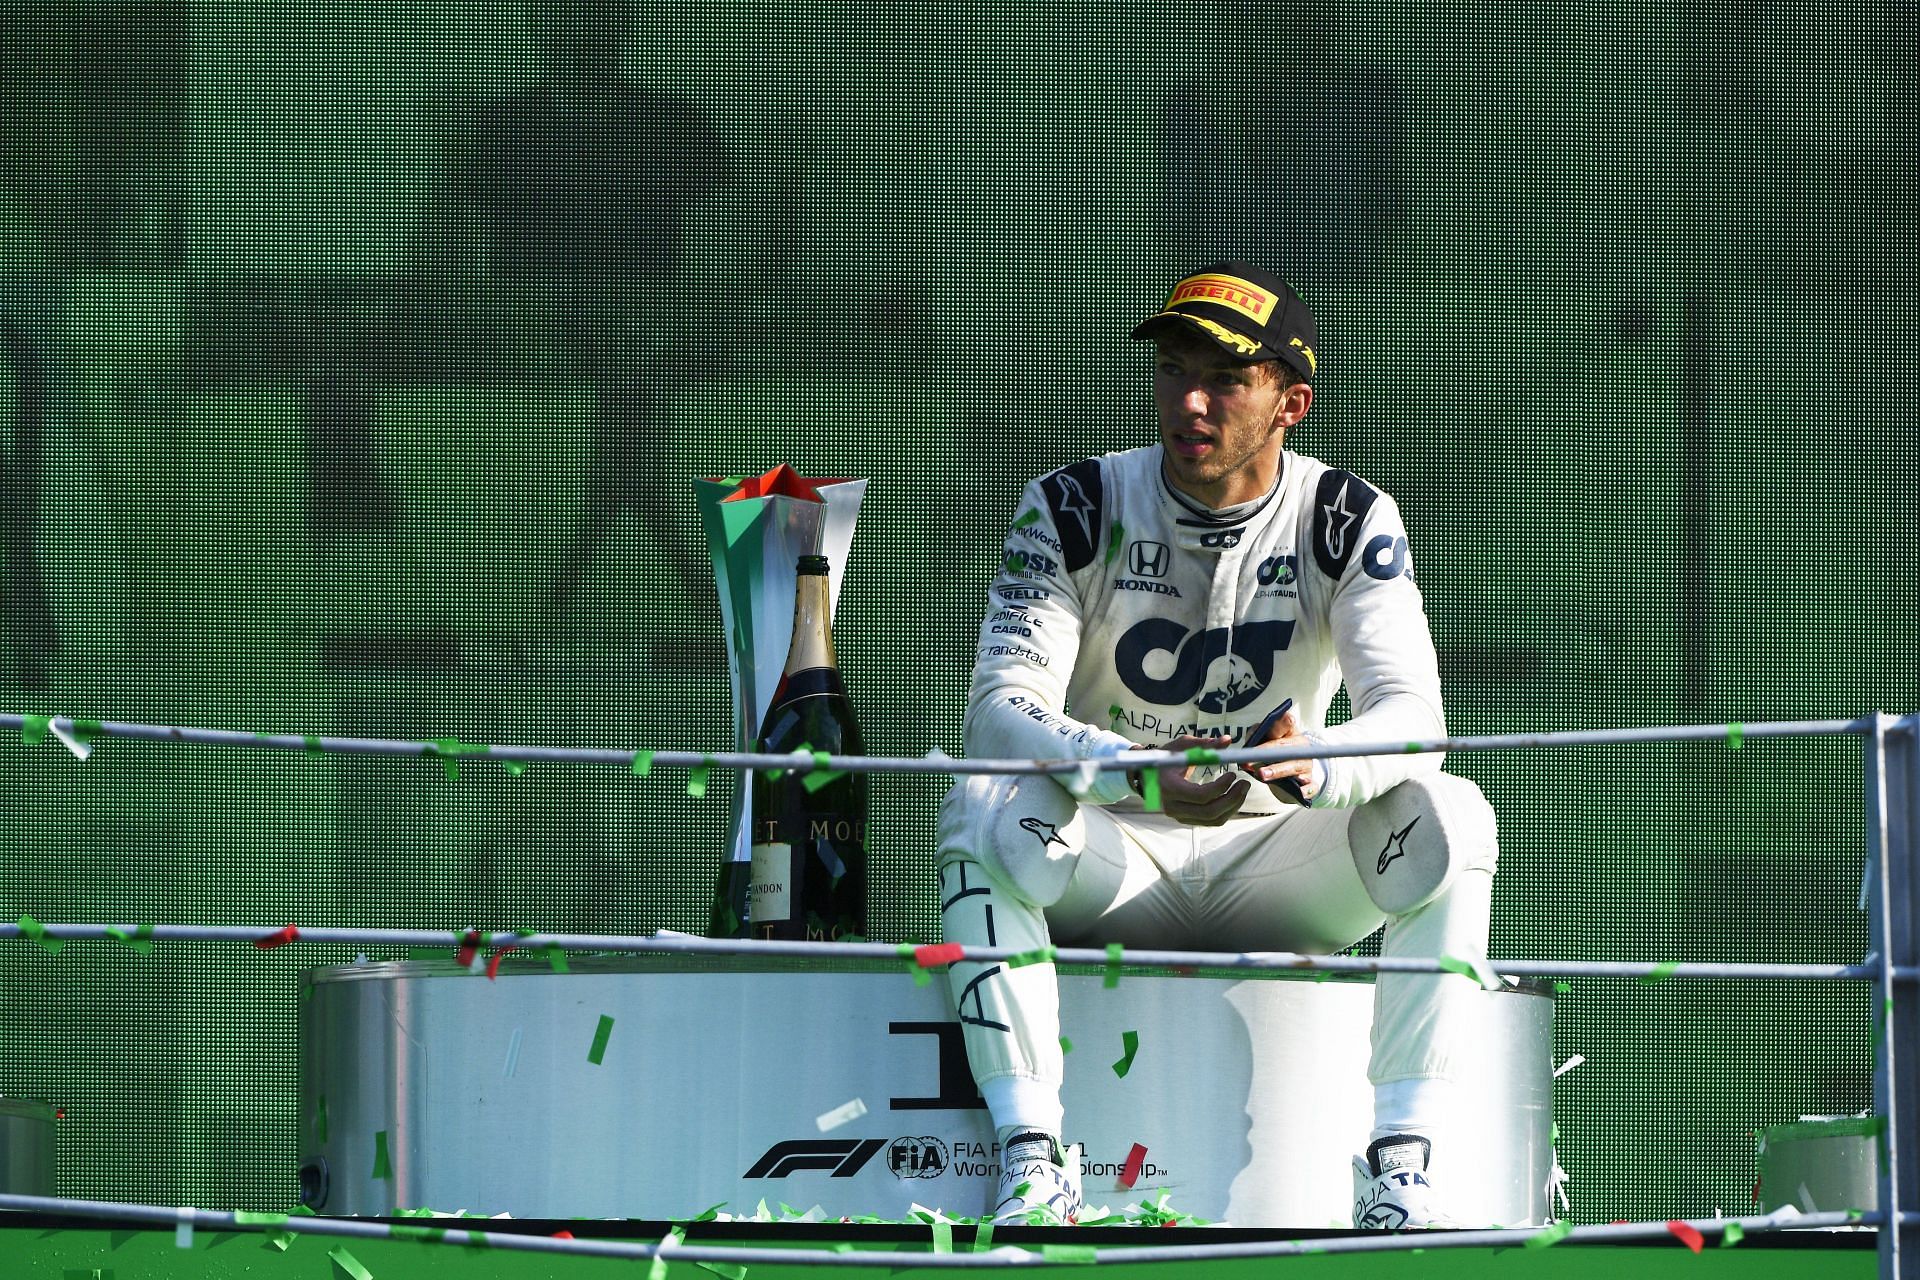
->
(1376, 816, 1420, 875)
(744, 1139, 886, 1178)
(1020, 818, 1067, 849)
(1321, 480, 1357, 560)
(1051, 473, 1098, 547)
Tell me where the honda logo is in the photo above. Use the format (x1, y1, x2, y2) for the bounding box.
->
(1127, 541, 1170, 578)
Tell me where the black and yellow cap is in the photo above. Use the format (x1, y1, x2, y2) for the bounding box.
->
(1131, 262, 1318, 380)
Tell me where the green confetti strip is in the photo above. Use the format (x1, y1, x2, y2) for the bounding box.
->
(1041, 1244, 1098, 1264)
(107, 923, 155, 954)
(973, 1221, 995, 1252)
(932, 1221, 953, 1254)
(17, 915, 63, 955)
(304, 734, 325, 757)
(1721, 1222, 1745, 1247)
(649, 1225, 686, 1280)
(633, 750, 654, 776)
(389, 1224, 447, 1243)
(588, 1014, 616, 1064)
(1112, 1029, 1140, 1078)
(696, 1264, 747, 1280)
(1554, 980, 1572, 994)
(1104, 942, 1124, 988)
(897, 942, 935, 987)
(1139, 769, 1162, 812)
(1404, 741, 1424, 753)
(371, 1130, 392, 1179)
(328, 1245, 374, 1280)
(802, 749, 846, 792)
(1525, 1220, 1573, 1249)
(73, 719, 103, 742)
(1639, 960, 1681, 984)
(233, 1211, 288, 1229)
(1183, 747, 1220, 766)
(501, 758, 526, 776)
(1007, 945, 1057, 968)
(1012, 508, 1041, 529)
(687, 759, 712, 799)
(1437, 954, 1479, 983)
(1727, 722, 1745, 750)
(22, 714, 51, 744)
(1106, 521, 1125, 565)
(429, 738, 487, 780)
(1060, 1036, 1073, 1054)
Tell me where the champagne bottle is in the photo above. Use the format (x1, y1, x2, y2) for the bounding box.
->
(745, 553, 868, 941)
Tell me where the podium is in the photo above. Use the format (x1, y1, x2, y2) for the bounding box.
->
(298, 955, 1552, 1227)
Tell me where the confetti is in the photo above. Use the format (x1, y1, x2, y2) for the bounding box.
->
(1140, 769, 1162, 812)
(455, 930, 486, 969)
(1041, 1244, 1098, 1264)
(175, 1207, 195, 1249)
(973, 1221, 995, 1252)
(1106, 521, 1125, 565)
(1060, 1036, 1073, 1054)
(1112, 1030, 1140, 1078)
(503, 1028, 523, 1078)
(914, 943, 965, 968)
(328, 1246, 374, 1280)
(1639, 961, 1681, 984)
(372, 1130, 392, 1179)
(632, 751, 654, 776)
(1007, 945, 1056, 968)
(48, 718, 93, 760)
(21, 714, 51, 744)
(1119, 1143, 1147, 1190)
(649, 1226, 685, 1280)
(1439, 952, 1500, 989)
(1727, 722, 1744, 750)
(1104, 943, 1124, 988)
(1524, 1220, 1573, 1249)
(932, 1221, 953, 1254)
(254, 925, 300, 950)
(17, 915, 63, 955)
(1553, 1054, 1585, 1078)
(1183, 747, 1220, 767)
(815, 1097, 868, 1132)
(1721, 1222, 1745, 1247)
(1666, 1221, 1704, 1253)
(107, 924, 155, 954)
(588, 1014, 616, 1065)
(696, 1265, 746, 1280)
(486, 946, 517, 980)
(688, 760, 711, 798)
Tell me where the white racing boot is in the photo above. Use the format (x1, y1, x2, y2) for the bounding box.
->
(991, 1131, 1084, 1226)
(1351, 1135, 1460, 1230)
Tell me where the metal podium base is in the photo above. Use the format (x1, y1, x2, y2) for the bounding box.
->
(298, 955, 1553, 1226)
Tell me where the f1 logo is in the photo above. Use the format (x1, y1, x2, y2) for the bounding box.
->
(1128, 541, 1170, 578)
(744, 1138, 886, 1178)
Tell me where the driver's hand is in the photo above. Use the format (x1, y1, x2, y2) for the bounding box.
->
(1129, 734, 1249, 826)
(1237, 703, 1321, 806)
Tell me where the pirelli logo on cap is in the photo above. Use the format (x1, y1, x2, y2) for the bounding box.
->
(1167, 273, 1276, 326)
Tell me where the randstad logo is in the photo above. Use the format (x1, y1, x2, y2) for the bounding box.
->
(1170, 275, 1275, 325)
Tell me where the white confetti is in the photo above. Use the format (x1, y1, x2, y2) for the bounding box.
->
(49, 718, 92, 762)
(503, 1027, 523, 1078)
(815, 1097, 868, 1132)
(1067, 761, 1099, 797)
(175, 1206, 195, 1249)
(1553, 1053, 1586, 1078)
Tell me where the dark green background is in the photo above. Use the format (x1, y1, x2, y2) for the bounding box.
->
(0, 0, 1912, 1225)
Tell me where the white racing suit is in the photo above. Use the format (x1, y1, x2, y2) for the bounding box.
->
(939, 443, 1499, 1145)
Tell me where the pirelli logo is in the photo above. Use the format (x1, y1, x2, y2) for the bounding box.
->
(1168, 274, 1275, 325)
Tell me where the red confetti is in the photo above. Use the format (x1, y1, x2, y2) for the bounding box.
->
(455, 930, 483, 968)
(254, 925, 300, 949)
(1667, 1221, 1704, 1253)
(54, 1108, 64, 1121)
(552, 1231, 574, 1240)
(1118, 1142, 1147, 1190)
(486, 947, 517, 980)
(915, 943, 966, 968)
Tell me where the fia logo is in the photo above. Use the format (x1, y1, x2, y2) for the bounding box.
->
(887, 1136, 951, 1180)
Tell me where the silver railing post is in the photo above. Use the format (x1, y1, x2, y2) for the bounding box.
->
(1874, 713, 1919, 1280)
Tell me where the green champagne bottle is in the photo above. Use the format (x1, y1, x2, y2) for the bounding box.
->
(745, 554, 868, 941)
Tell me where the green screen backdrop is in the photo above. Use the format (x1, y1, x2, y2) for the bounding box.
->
(0, 0, 1912, 1224)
